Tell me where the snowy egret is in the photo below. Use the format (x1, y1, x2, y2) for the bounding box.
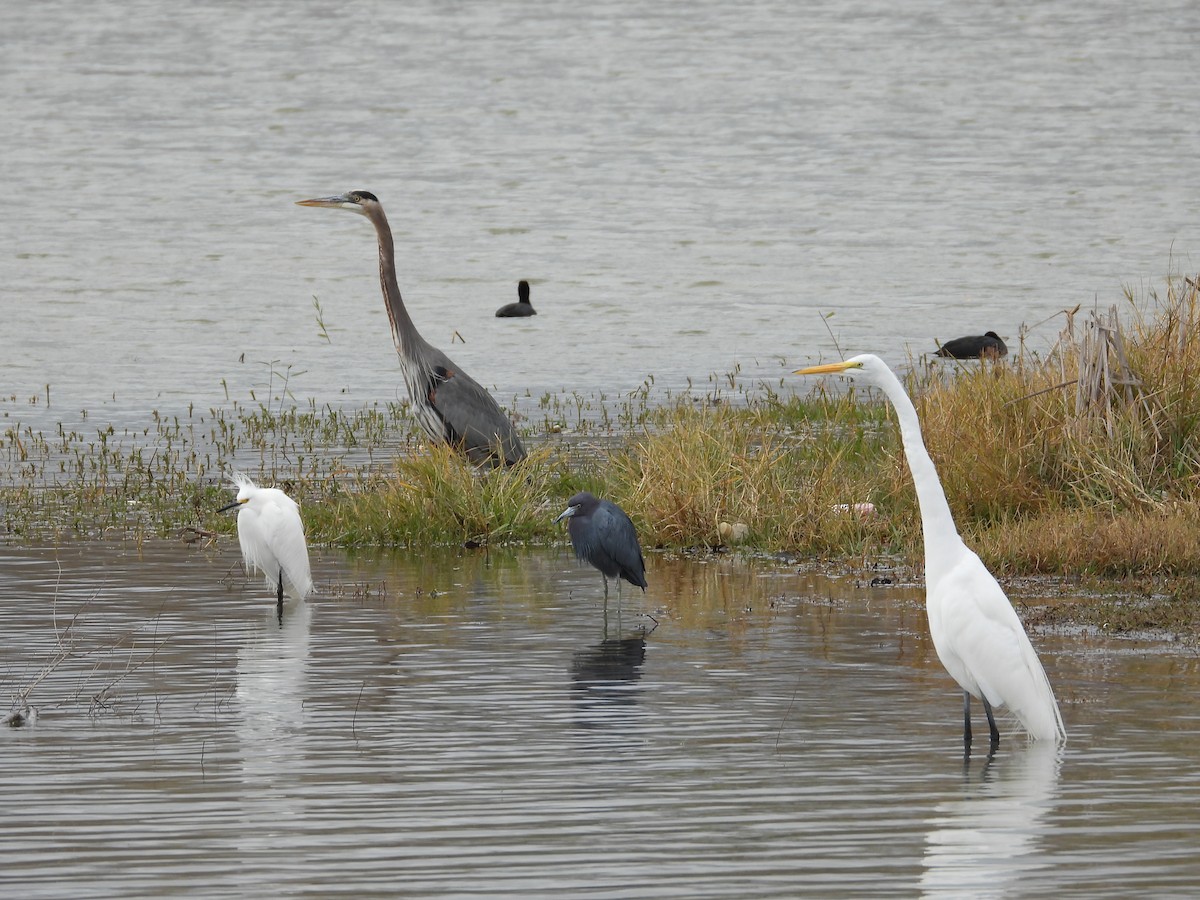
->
(297, 190, 526, 467)
(556, 492, 647, 602)
(219, 473, 313, 622)
(795, 354, 1065, 748)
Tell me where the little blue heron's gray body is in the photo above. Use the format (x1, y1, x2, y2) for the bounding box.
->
(297, 191, 526, 468)
(935, 331, 1008, 360)
(495, 280, 536, 317)
(556, 491, 647, 601)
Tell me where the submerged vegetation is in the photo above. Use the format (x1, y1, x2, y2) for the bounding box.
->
(5, 273, 1200, 586)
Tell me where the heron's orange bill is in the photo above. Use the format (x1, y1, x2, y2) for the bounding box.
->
(793, 360, 862, 375)
(296, 196, 345, 208)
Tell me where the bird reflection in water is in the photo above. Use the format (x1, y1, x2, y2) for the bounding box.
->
(235, 598, 313, 794)
(920, 741, 1062, 898)
(569, 632, 651, 732)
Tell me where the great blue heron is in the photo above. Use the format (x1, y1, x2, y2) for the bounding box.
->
(935, 331, 1008, 360)
(219, 473, 313, 624)
(556, 491, 648, 601)
(795, 355, 1064, 750)
(496, 280, 536, 317)
(297, 190, 527, 467)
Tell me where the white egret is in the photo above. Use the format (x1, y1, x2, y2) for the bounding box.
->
(219, 473, 313, 622)
(795, 354, 1065, 747)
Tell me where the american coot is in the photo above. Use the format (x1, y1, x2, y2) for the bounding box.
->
(496, 280, 536, 317)
(935, 331, 1008, 359)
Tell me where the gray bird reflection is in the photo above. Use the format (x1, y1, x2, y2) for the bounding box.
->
(920, 740, 1062, 898)
(569, 633, 648, 732)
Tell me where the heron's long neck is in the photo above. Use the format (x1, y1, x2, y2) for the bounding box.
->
(369, 207, 430, 361)
(875, 368, 962, 581)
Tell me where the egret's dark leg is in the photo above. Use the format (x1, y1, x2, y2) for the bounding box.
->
(963, 691, 973, 747)
(982, 697, 1000, 748)
(276, 570, 284, 626)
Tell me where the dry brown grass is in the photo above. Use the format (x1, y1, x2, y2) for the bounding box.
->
(868, 272, 1200, 574)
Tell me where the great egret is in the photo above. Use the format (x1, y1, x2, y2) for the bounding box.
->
(219, 473, 313, 623)
(297, 190, 526, 467)
(794, 354, 1065, 747)
(556, 491, 648, 601)
(935, 332, 1008, 359)
(496, 280, 536, 317)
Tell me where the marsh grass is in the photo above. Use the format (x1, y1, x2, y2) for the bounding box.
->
(310, 444, 578, 546)
(893, 271, 1200, 574)
(5, 272, 1200, 582)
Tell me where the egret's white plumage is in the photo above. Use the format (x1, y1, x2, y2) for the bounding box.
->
(795, 354, 1065, 745)
(221, 473, 313, 609)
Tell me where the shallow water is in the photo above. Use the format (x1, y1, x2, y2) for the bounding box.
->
(3, 0, 1200, 434)
(2, 542, 1198, 897)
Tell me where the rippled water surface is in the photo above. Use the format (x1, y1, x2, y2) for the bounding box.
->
(3, 0, 1200, 433)
(2, 542, 1198, 897)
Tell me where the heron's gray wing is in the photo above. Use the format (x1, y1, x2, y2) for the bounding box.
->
(591, 502, 648, 589)
(423, 358, 526, 466)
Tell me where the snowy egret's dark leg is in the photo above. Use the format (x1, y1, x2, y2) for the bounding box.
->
(963, 691, 973, 747)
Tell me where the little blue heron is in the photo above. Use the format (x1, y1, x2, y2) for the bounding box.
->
(495, 280, 536, 317)
(935, 331, 1008, 359)
(297, 191, 526, 467)
(795, 355, 1064, 750)
(555, 491, 647, 601)
(219, 473, 313, 624)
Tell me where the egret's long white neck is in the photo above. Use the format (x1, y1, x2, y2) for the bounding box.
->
(873, 365, 962, 583)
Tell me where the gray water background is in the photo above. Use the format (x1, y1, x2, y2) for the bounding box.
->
(3, 0, 1199, 432)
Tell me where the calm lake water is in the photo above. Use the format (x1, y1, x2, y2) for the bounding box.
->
(3, 0, 1200, 433)
(1, 542, 1198, 897)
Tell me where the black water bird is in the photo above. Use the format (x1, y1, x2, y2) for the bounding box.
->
(935, 331, 1008, 360)
(555, 491, 648, 600)
(297, 190, 526, 467)
(495, 280, 536, 317)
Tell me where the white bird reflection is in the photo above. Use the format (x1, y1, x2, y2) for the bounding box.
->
(921, 741, 1062, 898)
(235, 599, 313, 787)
